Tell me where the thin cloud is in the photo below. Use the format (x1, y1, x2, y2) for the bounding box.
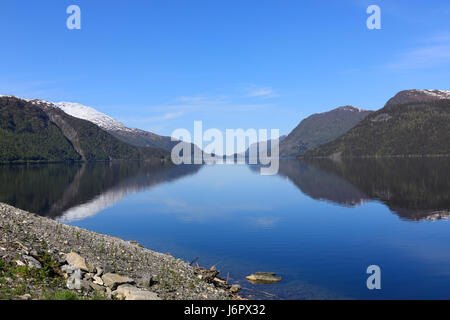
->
(388, 32, 450, 70)
(388, 45, 450, 70)
(246, 86, 279, 99)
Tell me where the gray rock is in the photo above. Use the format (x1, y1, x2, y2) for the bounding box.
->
(95, 266, 104, 277)
(15, 260, 26, 267)
(84, 273, 92, 281)
(89, 282, 106, 292)
(102, 273, 134, 290)
(61, 264, 79, 275)
(105, 287, 112, 300)
(93, 275, 104, 286)
(65, 252, 90, 272)
(66, 268, 82, 290)
(246, 272, 282, 284)
(80, 280, 92, 291)
(230, 285, 241, 294)
(136, 275, 154, 287)
(23, 255, 42, 269)
(113, 284, 161, 300)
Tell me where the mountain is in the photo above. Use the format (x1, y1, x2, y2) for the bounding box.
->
(279, 106, 373, 157)
(238, 135, 287, 159)
(264, 158, 450, 221)
(385, 89, 450, 106)
(0, 96, 81, 162)
(299, 158, 450, 221)
(0, 96, 170, 163)
(303, 89, 450, 158)
(54, 101, 198, 153)
(0, 161, 202, 219)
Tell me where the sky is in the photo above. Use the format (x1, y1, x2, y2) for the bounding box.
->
(0, 0, 450, 137)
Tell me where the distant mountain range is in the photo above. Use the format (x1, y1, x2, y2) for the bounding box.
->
(303, 89, 450, 157)
(0, 96, 170, 163)
(279, 106, 373, 157)
(1, 89, 449, 163)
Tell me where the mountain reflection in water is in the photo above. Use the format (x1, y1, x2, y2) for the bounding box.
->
(0, 158, 448, 222)
(0, 162, 202, 220)
(274, 158, 450, 221)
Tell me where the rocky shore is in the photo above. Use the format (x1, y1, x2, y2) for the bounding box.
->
(0, 203, 242, 300)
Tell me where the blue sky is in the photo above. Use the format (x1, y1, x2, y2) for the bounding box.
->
(1, 0, 450, 136)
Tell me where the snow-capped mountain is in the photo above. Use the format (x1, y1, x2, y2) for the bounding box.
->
(53, 100, 202, 153)
(52, 101, 190, 151)
(3, 95, 129, 133)
(52, 101, 203, 153)
(53, 102, 133, 132)
(386, 89, 450, 106)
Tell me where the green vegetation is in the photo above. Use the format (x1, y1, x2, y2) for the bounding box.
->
(304, 100, 450, 157)
(51, 107, 168, 161)
(43, 290, 80, 300)
(0, 253, 63, 300)
(280, 106, 372, 157)
(109, 129, 179, 150)
(0, 97, 81, 162)
(0, 96, 171, 163)
(0, 255, 106, 300)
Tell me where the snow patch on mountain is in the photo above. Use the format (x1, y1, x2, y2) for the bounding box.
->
(53, 102, 134, 132)
(1, 95, 132, 132)
(415, 89, 450, 99)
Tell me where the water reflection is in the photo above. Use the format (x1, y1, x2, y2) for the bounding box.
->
(276, 158, 450, 221)
(0, 162, 202, 220)
(1, 158, 448, 222)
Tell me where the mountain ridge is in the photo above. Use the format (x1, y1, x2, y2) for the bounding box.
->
(279, 105, 373, 157)
(303, 89, 450, 158)
(0, 96, 171, 163)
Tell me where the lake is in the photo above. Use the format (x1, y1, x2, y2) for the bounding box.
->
(1, 158, 449, 299)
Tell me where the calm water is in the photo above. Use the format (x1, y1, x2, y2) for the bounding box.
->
(1, 158, 449, 299)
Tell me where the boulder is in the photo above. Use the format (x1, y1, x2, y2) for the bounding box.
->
(95, 266, 104, 277)
(15, 260, 26, 267)
(102, 273, 134, 290)
(89, 282, 106, 292)
(113, 284, 161, 300)
(66, 268, 82, 290)
(246, 272, 282, 284)
(65, 252, 89, 272)
(136, 275, 155, 288)
(61, 265, 79, 275)
(93, 275, 104, 286)
(80, 280, 92, 291)
(230, 285, 241, 294)
(23, 255, 42, 269)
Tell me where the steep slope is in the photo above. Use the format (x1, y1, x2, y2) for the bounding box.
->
(279, 106, 373, 157)
(304, 90, 450, 157)
(0, 96, 170, 163)
(54, 101, 193, 152)
(0, 96, 81, 162)
(240, 135, 287, 158)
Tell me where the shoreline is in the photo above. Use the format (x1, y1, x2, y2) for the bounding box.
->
(0, 202, 242, 300)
